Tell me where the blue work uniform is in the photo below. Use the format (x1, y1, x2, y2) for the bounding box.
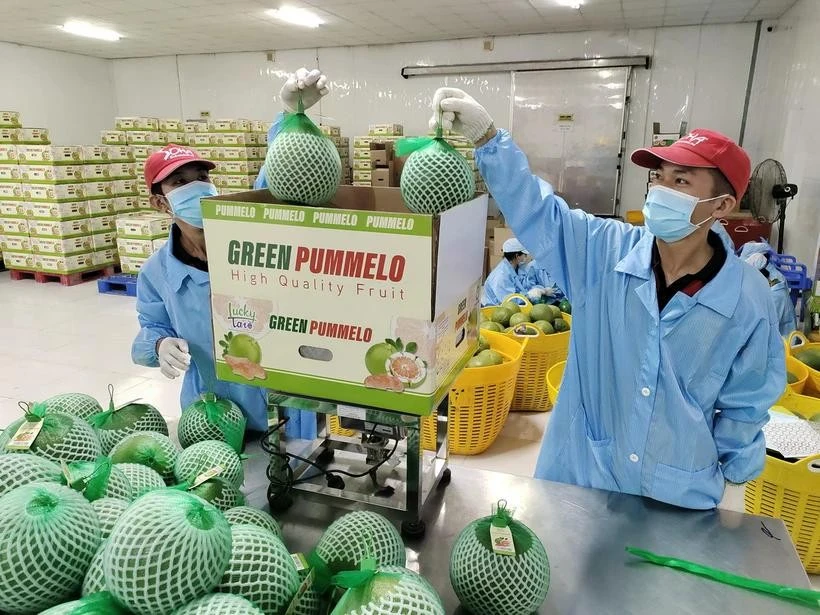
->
(738, 242, 797, 337)
(481, 258, 528, 306)
(521, 260, 565, 302)
(132, 229, 269, 431)
(476, 129, 785, 509)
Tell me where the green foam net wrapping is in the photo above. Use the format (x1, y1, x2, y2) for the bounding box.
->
(188, 476, 246, 511)
(449, 505, 550, 615)
(315, 511, 406, 574)
(82, 542, 107, 597)
(0, 482, 101, 614)
(171, 593, 265, 614)
(62, 457, 134, 502)
(89, 391, 168, 455)
(178, 393, 246, 454)
(0, 404, 102, 464)
(263, 96, 341, 207)
(216, 523, 300, 613)
(104, 489, 232, 615)
(43, 393, 103, 422)
(91, 498, 129, 540)
(174, 439, 245, 488)
(223, 506, 282, 539)
(39, 592, 130, 615)
(331, 564, 444, 615)
(396, 134, 475, 215)
(114, 463, 166, 498)
(0, 453, 62, 497)
(110, 431, 179, 483)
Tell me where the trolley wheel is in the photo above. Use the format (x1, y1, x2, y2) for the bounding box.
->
(267, 485, 293, 513)
(437, 468, 452, 489)
(316, 447, 335, 466)
(401, 519, 427, 540)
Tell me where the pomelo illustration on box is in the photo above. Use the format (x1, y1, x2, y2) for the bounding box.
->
(203, 187, 487, 415)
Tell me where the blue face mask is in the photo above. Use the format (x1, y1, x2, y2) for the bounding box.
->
(642, 185, 724, 243)
(165, 180, 218, 229)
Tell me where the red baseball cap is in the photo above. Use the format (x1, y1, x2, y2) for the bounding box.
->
(143, 144, 215, 190)
(631, 129, 751, 201)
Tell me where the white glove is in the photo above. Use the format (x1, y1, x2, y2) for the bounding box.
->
(746, 253, 767, 271)
(158, 337, 190, 380)
(542, 286, 556, 298)
(428, 87, 494, 143)
(281, 67, 329, 113)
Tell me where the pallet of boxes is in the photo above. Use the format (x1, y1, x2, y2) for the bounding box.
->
(115, 212, 171, 275)
(351, 123, 404, 188)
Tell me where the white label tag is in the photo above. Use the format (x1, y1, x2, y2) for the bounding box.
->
(490, 524, 516, 556)
(6, 419, 43, 451)
(190, 465, 223, 489)
(290, 552, 309, 571)
(337, 405, 366, 421)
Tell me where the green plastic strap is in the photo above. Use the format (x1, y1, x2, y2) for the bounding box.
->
(200, 392, 243, 452)
(279, 90, 324, 138)
(89, 384, 117, 428)
(330, 560, 404, 614)
(25, 401, 48, 422)
(69, 591, 131, 614)
(626, 547, 820, 608)
(491, 499, 512, 528)
(331, 557, 378, 589)
(396, 136, 435, 157)
(308, 551, 335, 594)
(80, 457, 113, 501)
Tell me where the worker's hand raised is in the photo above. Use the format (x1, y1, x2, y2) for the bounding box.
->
(429, 87, 494, 144)
(158, 337, 190, 380)
(281, 68, 329, 113)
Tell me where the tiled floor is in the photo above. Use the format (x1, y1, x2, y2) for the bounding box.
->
(0, 271, 816, 588)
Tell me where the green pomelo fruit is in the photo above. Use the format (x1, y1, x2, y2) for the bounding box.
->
(188, 477, 246, 511)
(63, 459, 133, 502)
(558, 299, 571, 314)
(40, 592, 129, 615)
(795, 348, 820, 371)
(553, 318, 570, 333)
(114, 463, 165, 498)
(0, 454, 61, 497)
(0, 411, 102, 464)
(223, 506, 282, 539)
(104, 489, 232, 615)
(81, 541, 107, 597)
(174, 440, 244, 488)
(170, 594, 264, 614)
(91, 497, 129, 540)
(400, 140, 475, 215)
(0, 483, 101, 614)
(109, 431, 179, 484)
(178, 394, 246, 453)
(90, 402, 168, 455)
(365, 342, 396, 375)
(490, 307, 512, 326)
(43, 393, 103, 422)
(226, 334, 261, 363)
(529, 304, 554, 323)
(334, 565, 445, 614)
(476, 336, 490, 354)
(480, 321, 504, 333)
(264, 131, 342, 206)
(534, 320, 555, 335)
(787, 372, 799, 384)
(216, 524, 300, 614)
(315, 511, 406, 574)
(509, 312, 531, 327)
(476, 350, 504, 366)
(501, 301, 521, 315)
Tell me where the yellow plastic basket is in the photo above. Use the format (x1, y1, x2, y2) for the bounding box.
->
(447, 330, 526, 455)
(788, 332, 820, 394)
(481, 294, 571, 412)
(546, 360, 566, 407)
(625, 210, 645, 225)
(328, 415, 358, 438)
(786, 355, 809, 395)
(744, 391, 820, 573)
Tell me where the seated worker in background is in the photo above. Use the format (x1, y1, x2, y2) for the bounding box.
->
(431, 87, 785, 510)
(521, 259, 565, 304)
(740, 241, 797, 337)
(481, 238, 531, 306)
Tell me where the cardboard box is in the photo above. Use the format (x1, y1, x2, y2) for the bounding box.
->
(368, 123, 403, 137)
(130, 145, 161, 159)
(201, 186, 487, 415)
(0, 144, 17, 162)
(120, 255, 150, 274)
(0, 164, 20, 182)
(352, 158, 373, 171)
(101, 131, 128, 145)
(116, 117, 159, 131)
(1, 234, 31, 252)
(23, 183, 85, 202)
(81, 146, 109, 163)
(351, 181, 371, 187)
(184, 119, 209, 133)
(215, 160, 250, 175)
(211, 133, 249, 146)
(188, 134, 212, 147)
(0, 201, 25, 216)
(28, 218, 90, 238)
(27, 201, 88, 220)
(0, 184, 23, 199)
(20, 164, 83, 183)
(88, 214, 117, 233)
(126, 131, 166, 146)
(370, 142, 394, 167)
(163, 132, 185, 145)
(0, 128, 20, 143)
(353, 148, 371, 160)
(84, 182, 113, 198)
(352, 169, 372, 182)
(493, 226, 515, 248)
(17, 145, 83, 164)
(209, 119, 251, 132)
(16, 128, 49, 145)
(213, 174, 254, 189)
(92, 231, 118, 249)
(116, 212, 171, 239)
(0, 217, 29, 235)
(87, 198, 117, 216)
(31, 236, 93, 255)
(159, 119, 183, 131)
(112, 179, 138, 196)
(3, 251, 35, 269)
(249, 147, 267, 160)
(319, 125, 341, 137)
(105, 145, 135, 162)
(93, 247, 119, 266)
(35, 252, 95, 274)
(114, 196, 140, 213)
(116, 237, 157, 257)
(0, 111, 21, 128)
(212, 147, 251, 161)
(371, 166, 395, 188)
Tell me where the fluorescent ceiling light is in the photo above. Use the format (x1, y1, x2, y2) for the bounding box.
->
(266, 6, 324, 28)
(556, 0, 583, 8)
(59, 20, 121, 41)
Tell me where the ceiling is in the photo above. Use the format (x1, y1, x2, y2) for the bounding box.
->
(0, 0, 799, 59)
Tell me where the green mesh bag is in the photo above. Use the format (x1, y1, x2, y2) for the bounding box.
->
(174, 439, 245, 488)
(114, 463, 166, 498)
(330, 563, 444, 615)
(91, 498, 129, 539)
(0, 453, 61, 497)
(0, 403, 102, 464)
(104, 489, 232, 615)
(224, 506, 282, 539)
(315, 511, 406, 574)
(0, 482, 101, 614)
(62, 457, 134, 502)
(263, 95, 342, 206)
(82, 542, 107, 597)
(178, 393, 246, 453)
(39, 592, 130, 615)
(89, 388, 168, 455)
(449, 502, 550, 615)
(396, 127, 475, 215)
(171, 594, 265, 614)
(216, 523, 300, 613)
(43, 393, 103, 422)
(188, 476, 246, 511)
(110, 431, 179, 483)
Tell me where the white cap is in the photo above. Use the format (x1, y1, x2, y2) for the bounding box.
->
(502, 238, 528, 254)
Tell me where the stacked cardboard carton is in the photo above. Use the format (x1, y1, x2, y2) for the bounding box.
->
(115, 212, 172, 274)
(0, 139, 30, 271)
(318, 125, 350, 185)
(351, 124, 405, 187)
(187, 118, 266, 196)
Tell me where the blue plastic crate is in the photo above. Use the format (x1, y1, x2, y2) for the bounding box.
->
(97, 273, 138, 297)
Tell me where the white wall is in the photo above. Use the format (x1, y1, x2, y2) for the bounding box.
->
(110, 23, 757, 214)
(745, 1, 820, 272)
(0, 42, 116, 145)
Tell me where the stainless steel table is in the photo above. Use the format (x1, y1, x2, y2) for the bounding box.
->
(244, 459, 814, 614)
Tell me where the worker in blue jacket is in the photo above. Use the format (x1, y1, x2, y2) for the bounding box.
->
(430, 88, 785, 510)
(132, 68, 328, 433)
(739, 241, 797, 337)
(481, 238, 531, 306)
(521, 260, 565, 304)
